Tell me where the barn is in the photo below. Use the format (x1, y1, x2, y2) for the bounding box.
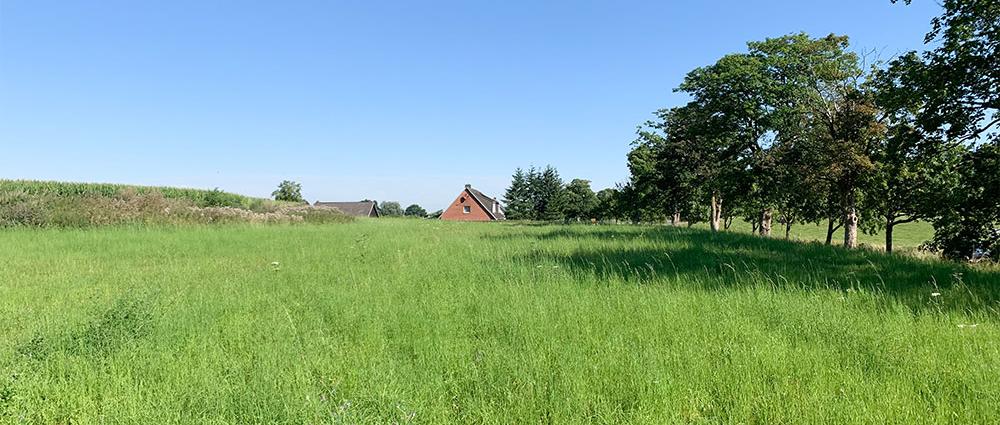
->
(441, 184, 505, 221)
(313, 201, 380, 217)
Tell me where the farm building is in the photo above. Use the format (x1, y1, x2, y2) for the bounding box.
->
(313, 201, 380, 217)
(441, 184, 505, 221)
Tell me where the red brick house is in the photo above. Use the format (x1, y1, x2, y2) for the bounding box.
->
(441, 184, 506, 221)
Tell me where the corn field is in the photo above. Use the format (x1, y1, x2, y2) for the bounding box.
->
(0, 179, 261, 209)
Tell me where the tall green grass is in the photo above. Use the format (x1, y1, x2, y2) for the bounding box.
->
(1, 220, 997, 423)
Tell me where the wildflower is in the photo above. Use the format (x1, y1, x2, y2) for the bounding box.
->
(931, 292, 941, 297)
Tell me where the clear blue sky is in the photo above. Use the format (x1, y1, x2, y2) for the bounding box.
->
(1, 1, 941, 210)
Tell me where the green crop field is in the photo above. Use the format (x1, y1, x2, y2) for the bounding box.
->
(0, 180, 266, 209)
(1, 219, 998, 423)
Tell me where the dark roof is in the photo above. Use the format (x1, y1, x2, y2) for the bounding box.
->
(314, 201, 379, 217)
(465, 186, 505, 220)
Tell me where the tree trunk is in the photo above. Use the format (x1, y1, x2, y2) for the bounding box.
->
(671, 211, 680, 226)
(752, 221, 759, 233)
(759, 208, 772, 237)
(885, 219, 894, 253)
(843, 207, 859, 248)
(825, 218, 836, 245)
(784, 221, 792, 239)
(709, 193, 722, 232)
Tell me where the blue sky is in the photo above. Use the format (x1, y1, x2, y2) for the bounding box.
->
(1, 1, 942, 210)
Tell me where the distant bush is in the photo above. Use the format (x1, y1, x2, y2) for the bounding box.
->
(404, 204, 427, 218)
(379, 201, 404, 217)
(201, 188, 244, 208)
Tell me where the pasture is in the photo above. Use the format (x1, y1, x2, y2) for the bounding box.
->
(1, 219, 998, 423)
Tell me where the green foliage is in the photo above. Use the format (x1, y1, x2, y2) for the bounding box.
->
(0, 220, 995, 422)
(562, 179, 598, 221)
(888, 0, 999, 142)
(379, 201, 404, 217)
(530, 166, 567, 221)
(271, 180, 304, 203)
(404, 204, 427, 218)
(878, 0, 1000, 259)
(503, 168, 534, 220)
(503, 166, 568, 221)
(593, 188, 618, 221)
(930, 142, 1000, 260)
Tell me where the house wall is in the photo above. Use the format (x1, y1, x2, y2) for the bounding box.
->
(441, 190, 493, 221)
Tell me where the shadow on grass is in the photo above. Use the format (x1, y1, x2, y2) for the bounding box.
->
(488, 225, 1000, 315)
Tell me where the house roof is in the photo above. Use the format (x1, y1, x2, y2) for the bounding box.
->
(313, 201, 379, 217)
(465, 186, 505, 220)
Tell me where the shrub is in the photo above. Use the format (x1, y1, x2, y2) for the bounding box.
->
(404, 204, 427, 217)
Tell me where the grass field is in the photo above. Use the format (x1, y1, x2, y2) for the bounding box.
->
(1, 219, 998, 423)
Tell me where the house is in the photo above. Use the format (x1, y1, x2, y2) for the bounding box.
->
(441, 184, 505, 221)
(313, 200, 380, 217)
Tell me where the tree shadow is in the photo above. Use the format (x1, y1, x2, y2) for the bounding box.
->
(487, 225, 1000, 315)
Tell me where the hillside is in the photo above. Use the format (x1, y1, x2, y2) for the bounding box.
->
(0, 179, 347, 227)
(0, 179, 269, 209)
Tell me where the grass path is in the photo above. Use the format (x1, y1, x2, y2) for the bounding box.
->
(1, 220, 998, 423)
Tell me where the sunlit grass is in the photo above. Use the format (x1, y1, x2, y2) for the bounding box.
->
(1, 220, 997, 423)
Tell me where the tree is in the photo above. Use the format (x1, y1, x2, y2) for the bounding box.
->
(885, 0, 1000, 259)
(625, 135, 670, 222)
(428, 209, 443, 219)
(889, 0, 1000, 143)
(864, 76, 965, 253)
(379, 201, 403, 217)
(562, 179, 599, 221)
(930, 143, 1000, 260)
(503, 168, 534, 220)
(594, 188, 618, 222)
(272, 180, 304, 202)
(530, 166, 567, 221)
(404, 204, 427, 218)
(678, 52, 775, 233)
(750, 34, 881, 248)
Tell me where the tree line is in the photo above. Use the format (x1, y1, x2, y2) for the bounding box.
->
(616, 1, 997, 260)
(503, 166, 616, 222)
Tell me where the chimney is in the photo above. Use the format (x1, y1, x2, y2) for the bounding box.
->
(465, 184, 471, 189)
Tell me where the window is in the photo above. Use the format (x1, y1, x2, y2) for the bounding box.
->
(463, 205, 471, 214)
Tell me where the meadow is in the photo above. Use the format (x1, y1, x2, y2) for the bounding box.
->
(1, 219, 998, 423)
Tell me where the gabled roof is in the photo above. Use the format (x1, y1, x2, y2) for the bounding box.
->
(465, 186, 505, 220)
(314, 201, 379, 217)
